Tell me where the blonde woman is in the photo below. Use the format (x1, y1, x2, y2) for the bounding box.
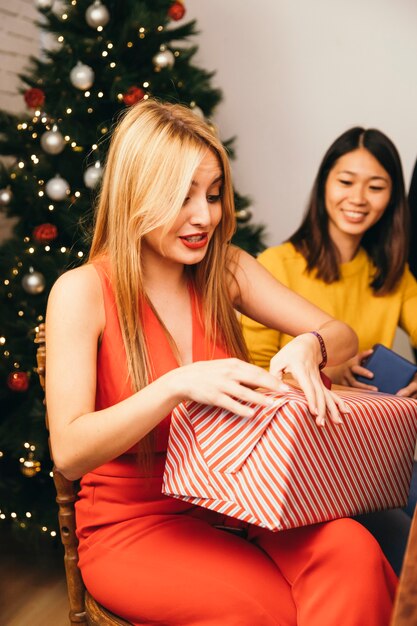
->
(46, 100, 396, 626)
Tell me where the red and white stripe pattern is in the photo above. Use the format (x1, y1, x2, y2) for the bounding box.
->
(163, 389, 417, 531)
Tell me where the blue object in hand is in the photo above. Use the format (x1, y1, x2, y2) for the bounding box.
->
(355, 343, 417, 394)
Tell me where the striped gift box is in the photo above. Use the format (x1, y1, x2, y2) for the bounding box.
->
(163, 389, 417, 531)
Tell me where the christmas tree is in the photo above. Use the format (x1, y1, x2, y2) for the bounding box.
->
(0, 0, 264, 544)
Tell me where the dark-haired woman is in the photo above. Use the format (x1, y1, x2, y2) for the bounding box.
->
(242, 127, 417, 398)
(242, 127, 417, 574)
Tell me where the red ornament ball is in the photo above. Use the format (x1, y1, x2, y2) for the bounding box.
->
(7, 371, 29, 392)
(122, 87, 145, 106)
(33, 222, 58, 243)
(168, 1, 186, 21)
(24, 88, 45, 109)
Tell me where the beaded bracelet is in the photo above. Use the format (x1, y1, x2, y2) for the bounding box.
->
(309, 331, 328, 370)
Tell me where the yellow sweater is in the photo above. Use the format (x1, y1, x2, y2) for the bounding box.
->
(241, 242, 417, 370)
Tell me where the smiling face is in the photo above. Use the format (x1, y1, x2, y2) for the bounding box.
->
(324, 147, 392, 255)
(142, 150, 223, 269)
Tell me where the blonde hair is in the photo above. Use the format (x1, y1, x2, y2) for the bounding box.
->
(89, 99, 248, 454)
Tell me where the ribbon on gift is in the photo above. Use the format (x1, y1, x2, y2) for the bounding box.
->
(163, 388, 417, 531)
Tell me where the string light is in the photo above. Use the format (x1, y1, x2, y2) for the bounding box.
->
(45, 246, 50, 251)
(109, 62, 116, 68)
(58, 35, 64, 43)
(66, 108, 72, 114)
(84, 91, 91, 97)
(38, 191, 44, 197)
(28, 247, 35, 254)
(74, 191, 81, 197)
(0, 337, 5, 345)
(127, 41, 133, 48)
(18, 161, 25, 169)
(97, 91, 103, 98)
(60, 246, 67, 253)
(107, 42, 113, 49)
(102, 51, 108, 57)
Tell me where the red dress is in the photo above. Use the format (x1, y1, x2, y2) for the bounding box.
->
(76, 260, 397, 626)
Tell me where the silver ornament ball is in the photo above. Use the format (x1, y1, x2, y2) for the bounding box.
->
(70, 62, 95, 91)
(0, 188, 13, 206)
(45, 175, 70, 201)
(22, 268, 46, 295)
(191, 106, 204, 119)
(83, 163, 103, 189)
(34, 0, 54, 10)
(153, 48, 175, 70)
(85, 0, 110, 28)
(40, 128, 65, 155)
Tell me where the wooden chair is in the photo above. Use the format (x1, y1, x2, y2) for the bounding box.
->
(35, 324, 132, 626)
(390, 504, 417, 625)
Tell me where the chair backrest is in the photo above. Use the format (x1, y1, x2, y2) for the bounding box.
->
(35, 323, 132, 626)
(390, 504, 417, 625)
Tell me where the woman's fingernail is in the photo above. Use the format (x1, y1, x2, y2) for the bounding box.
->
(334, 416, 344, 425)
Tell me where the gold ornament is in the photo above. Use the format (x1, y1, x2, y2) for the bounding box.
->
(20, 452, 41, 477)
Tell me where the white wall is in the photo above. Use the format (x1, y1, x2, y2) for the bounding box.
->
(188, 0, 417, 359)
(0, 0, 39, 242)
(188, 0, 417, 244)
(0, 0, 39, 113)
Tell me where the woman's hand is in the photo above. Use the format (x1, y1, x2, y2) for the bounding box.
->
(167, 358, 289, 418)
(269, 334, 350, 427)
(324, 349, 378, 391)
(397, 373, 417, 398)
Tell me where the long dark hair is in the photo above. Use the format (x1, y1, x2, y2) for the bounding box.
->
(289, 127, 409, 294)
